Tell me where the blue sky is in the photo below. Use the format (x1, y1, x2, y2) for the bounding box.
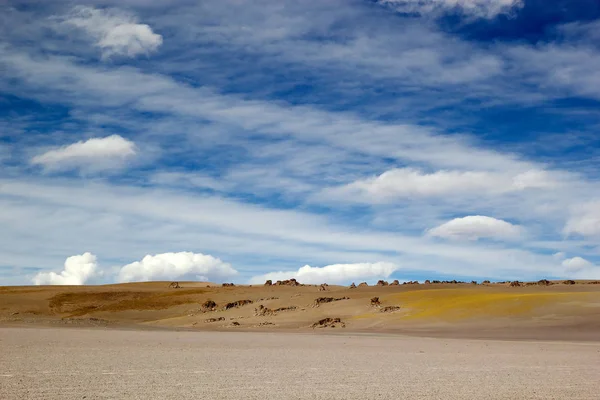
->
(2, 0, 600, 285)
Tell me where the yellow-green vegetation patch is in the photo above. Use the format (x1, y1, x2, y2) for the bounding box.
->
(388, 289, 595, 321)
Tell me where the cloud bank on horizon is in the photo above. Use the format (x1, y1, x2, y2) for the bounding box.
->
(2, 0, 600, 285)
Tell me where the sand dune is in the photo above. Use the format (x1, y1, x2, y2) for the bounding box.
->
(2, 280, 600, 340)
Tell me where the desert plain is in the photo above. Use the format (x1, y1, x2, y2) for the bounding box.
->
(1, 279, 600, 399)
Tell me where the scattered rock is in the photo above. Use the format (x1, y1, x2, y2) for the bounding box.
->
(311, 317, 345, 328)
(257, 296, 279, 301)
(377, 280, 389, 286)
(255, 305, 275, 316)
(358, 282, 368, 287)
(255, 304, 297, 316)
(230, 321, 241, 326)
(403, 281, 419, 285)
(205, 317, 225, 323)
(58, 317, 108, 326)
(349, 282, 357, 289)
(223, 300, 253, 310)
(257, 322, 275, 326)
(274, 306, 297, 312)
(312, 297, 349, 307)
(202, 300, 217, 311)
(381, 306, 401, 313)
(538, 279, 552, 286)
(169, 282, 180, 289)
(222, 283, 235, 287)
(370, 297, 381, 307)
(264, 280, 273, 286)
(509, 281, 521, 287)
(563, 280, 576, 285)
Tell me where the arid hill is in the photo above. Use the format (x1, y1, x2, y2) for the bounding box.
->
(2, 279, 600, 340)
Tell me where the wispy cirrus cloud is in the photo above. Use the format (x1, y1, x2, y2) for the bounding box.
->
(2, 0, 600, 286)
(377, 0, 523, 18)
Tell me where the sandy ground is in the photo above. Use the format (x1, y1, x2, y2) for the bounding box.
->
(1, 327, 599, 400)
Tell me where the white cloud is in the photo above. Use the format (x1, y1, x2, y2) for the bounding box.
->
(561, 256, 593, 272)
(31, 135, 136, 172)
(249, 262, 398, 285)
(33, 252, 98, 285)
(564, 203, 600, 237)
(328, 168, 560, 202)
(428, 216, 523, 241)
(62, 6, 163, 58)
(117, 252, 238, 283)
(379, 0, 523, 18)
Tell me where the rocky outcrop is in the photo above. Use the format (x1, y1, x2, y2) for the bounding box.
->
(223, 300, 253, 310)
(264, 280, 273, 286)
(202, 300, 217, 311)
(319, 284, 329, 291)
(274, 279, 301, 286)
(168, 282, 180, 288)
(370, 297, 381, 307)
(349, 282, 357, 289)
(390, 280, 400, 286)
(222, 283, 235, 287)
(377, 280, 389, 286)
(358, 282, 369, 287)
(537, 279, 552, 286)
(563, 280, 576, 285)
(311, 318, 345, 328)
(509, 281, 521, 287)
(312, 297, 349, 308)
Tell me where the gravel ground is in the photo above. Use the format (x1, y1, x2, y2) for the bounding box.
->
(1, 327, 599, 399)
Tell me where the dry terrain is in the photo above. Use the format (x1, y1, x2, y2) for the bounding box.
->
(1, 280, 600, 340)
(1, 327, 599, 399)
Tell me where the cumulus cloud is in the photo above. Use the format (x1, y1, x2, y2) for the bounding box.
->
(249, 262, 398, 285)
(118, 252, 238, 283)
(379, 0, 523, 18)
(31, 135, 136, 172)
(427, 215, 523, 240)
(330, 168, 559, 202)
(562, 256, 593, 272)
(62, 6, 163, 58)
(561, 256, 600, 279)
(33, 252, 98, 285)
